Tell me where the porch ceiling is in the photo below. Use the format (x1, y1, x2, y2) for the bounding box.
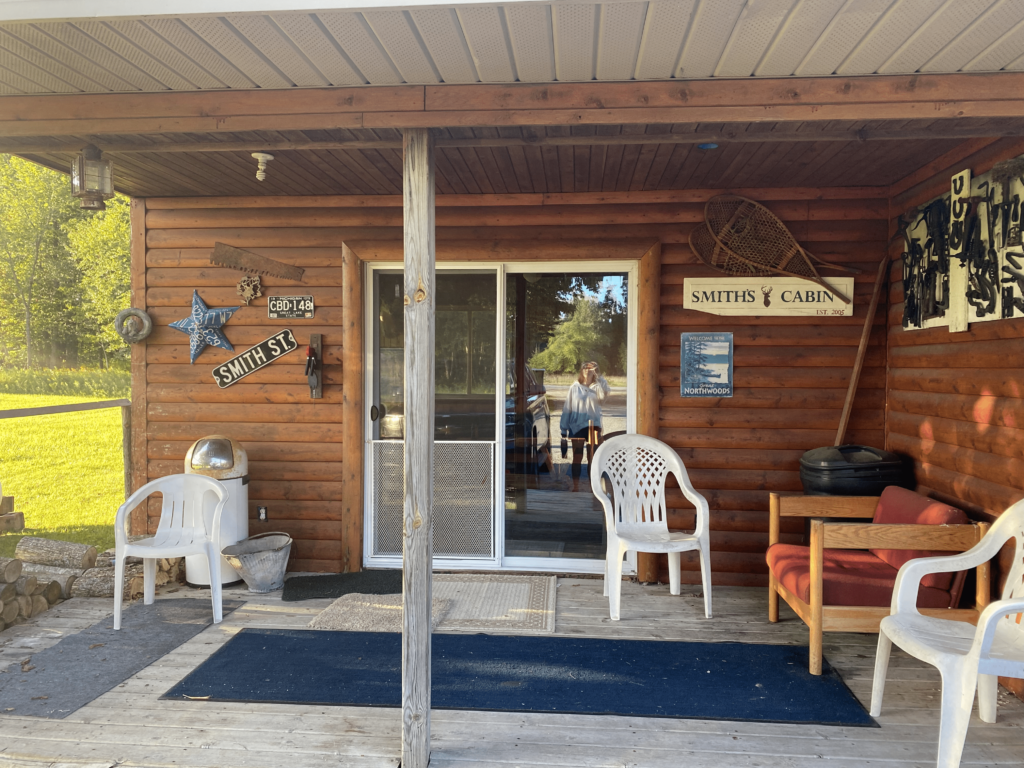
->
(0, 0, 1023, 96)
(10, 118, 1024, 197)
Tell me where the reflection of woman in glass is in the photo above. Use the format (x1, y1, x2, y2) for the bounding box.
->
(560, 361, 610, 492)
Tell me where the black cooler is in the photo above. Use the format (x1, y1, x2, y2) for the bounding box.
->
(799, 445, 913, 496)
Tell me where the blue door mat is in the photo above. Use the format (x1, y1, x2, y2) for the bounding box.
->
(163, 628, 875, 726)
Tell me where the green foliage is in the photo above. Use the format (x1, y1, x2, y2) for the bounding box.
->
(0, 154, 131, 369)
(0, 368, 130, 397)
(529, 297, 608, 374)
(0, 394, 122, 558)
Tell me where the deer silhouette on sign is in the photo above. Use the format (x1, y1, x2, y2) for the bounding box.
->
(761, 285, 773, 307)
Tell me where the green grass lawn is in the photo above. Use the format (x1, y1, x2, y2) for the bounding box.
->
(0, 394, 123, 558)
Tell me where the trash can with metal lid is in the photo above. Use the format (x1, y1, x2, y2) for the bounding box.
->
(184, 435, 249, 586)
(799, 445, 913, 496)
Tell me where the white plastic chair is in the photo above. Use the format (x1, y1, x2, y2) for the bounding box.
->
(870, 498, 1024, 768)
(591, 434, 712, 621)
(113, 474, 230, 630)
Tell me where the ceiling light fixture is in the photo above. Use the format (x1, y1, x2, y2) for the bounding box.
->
(252, 152, 274, 181)
(70, 145, 114, 210)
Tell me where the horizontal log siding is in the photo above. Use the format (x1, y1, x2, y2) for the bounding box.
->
(142, 192, 888, 581)
(887, 144, 1024, 699)
(141, 210, 345, 573)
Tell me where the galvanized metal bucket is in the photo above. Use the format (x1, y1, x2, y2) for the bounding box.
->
(221, 532, 292, 593)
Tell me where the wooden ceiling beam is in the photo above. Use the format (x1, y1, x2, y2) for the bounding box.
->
(4, 125, 1023, 155)
(1, 73, 1023, 139)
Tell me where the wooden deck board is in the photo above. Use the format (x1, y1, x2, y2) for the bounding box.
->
(0, 578, 1021, 768)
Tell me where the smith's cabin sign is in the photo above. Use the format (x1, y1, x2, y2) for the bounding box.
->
(212, 329, 299, 388)
(684, 277, 854, 317)
(680, 333, 733, 398)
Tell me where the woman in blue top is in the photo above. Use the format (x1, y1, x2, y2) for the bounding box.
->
(560, 361, 610, 492)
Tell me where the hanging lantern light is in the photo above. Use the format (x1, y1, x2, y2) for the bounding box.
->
(70, 145, 114, 210)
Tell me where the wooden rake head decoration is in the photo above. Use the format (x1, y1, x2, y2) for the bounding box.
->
(689, 195, 858, 304)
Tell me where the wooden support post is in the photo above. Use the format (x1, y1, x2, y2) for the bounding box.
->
(637, 242, 662, 583)
(341, 244, 364, 573)
(401, 127, 434, 768)
(120, 404, 132, 502)
(809, 519, 824, 676)
(768, 493, 780, 623)
(129, 198, 148, 535)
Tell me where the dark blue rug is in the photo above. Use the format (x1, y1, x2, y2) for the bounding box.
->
(163, 629, 874, 726)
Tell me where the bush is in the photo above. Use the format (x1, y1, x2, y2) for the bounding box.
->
(0, 368, 130, 398)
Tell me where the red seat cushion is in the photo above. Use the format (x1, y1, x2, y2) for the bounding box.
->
(870, 486, 970, 591)
(766, 543, 955, 609)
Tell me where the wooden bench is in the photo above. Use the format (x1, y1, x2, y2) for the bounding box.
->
(767, 488, 990, 674)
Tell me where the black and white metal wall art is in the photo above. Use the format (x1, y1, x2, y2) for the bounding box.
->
(901, 154, 1024, 331)
(212, 329, 299, 388)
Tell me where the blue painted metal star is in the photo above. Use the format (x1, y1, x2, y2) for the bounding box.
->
(169, 290, 240, 364)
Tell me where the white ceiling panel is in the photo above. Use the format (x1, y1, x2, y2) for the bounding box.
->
(362, 9, 439, 82)
(715, 0, 794, 78)
(316, 11, 402, 83)
(73, 21, 194, 90)
(634, 0, 696, 79)
(107, 19, 228, 88)
(457, 5, 515, 82)
(878, 0, 993, 74)
(794, 0, 893, 77)
(229, 15, 329, 86)
(0, 0, 1022, 95)
(677, 0, 746, 79)
(595, 1, 646, 80)
(272, 13, 364, 85)
(755, 0, 847, 77)
(144, 17, 255, 88)
(411, 8, 476, 82)
(963, 15, 1024, 71)
(184, 16, 292, 87)
(36, 21, 166, 90)
(837, 0, 946, 75)
(552, 3, 596, 82)
(922, 0, 1024, 72)
(504, 2, 553, 82)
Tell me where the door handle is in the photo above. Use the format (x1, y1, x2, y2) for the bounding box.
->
(370, 405, 379, 421)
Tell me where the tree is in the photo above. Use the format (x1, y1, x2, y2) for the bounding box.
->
(0, 155, 82, 367)
(528, 297, 608, 374)
(66, 195, 131, 368)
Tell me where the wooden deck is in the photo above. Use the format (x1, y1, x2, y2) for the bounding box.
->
(1, 578, 1022, 768)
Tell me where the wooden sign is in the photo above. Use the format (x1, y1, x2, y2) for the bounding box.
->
(212, 329, 298, 388)
(683, 277, 854, 317)
(268, 295, 314, 319)
(211, 242, 305, 282)
(680, 332, 733, 398)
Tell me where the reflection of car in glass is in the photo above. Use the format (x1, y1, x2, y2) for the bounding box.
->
(506, 366, 551, 476)
(376, 365, 551, 476)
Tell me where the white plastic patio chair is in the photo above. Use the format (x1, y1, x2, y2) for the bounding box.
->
(113, 473, 230, 630)
(870, 498, 1024, 768)
(591, 434, 712, 621)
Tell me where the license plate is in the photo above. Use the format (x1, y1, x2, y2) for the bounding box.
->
(268, 295, 314, 319)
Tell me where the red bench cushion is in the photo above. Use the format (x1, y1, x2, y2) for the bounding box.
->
(870, 486, 970, 591)
(766, 543, 955, 609)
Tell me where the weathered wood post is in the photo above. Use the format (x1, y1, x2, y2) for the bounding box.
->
(120, 404, 132, 501)
(401, 127, 435, 768)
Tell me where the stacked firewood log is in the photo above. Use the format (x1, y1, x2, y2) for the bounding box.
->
(0, 493, 25, 533)
(0, 550, 67, 632)
(0, 538, 185, 633)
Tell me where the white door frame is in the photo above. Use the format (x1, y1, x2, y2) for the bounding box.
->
(362, 260, 639, 576)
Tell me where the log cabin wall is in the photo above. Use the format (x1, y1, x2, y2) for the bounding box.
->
(137, 188, 889, 582)
(886, 139, 1024, 584)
